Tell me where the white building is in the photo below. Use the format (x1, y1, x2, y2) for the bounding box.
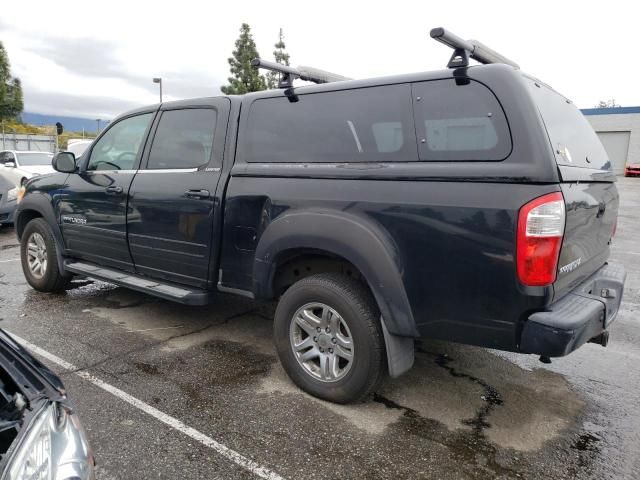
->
(582, 107, 640, 175)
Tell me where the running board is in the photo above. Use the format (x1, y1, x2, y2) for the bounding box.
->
(64, 261, 211, 305)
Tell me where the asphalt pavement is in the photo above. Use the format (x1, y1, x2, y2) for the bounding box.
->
(0, 177, 638, 480)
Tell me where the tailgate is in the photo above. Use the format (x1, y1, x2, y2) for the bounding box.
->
(526, 79, 619, 299)
(555, 182, 618, 297)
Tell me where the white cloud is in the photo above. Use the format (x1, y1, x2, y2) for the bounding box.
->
(1, 0, 639, 119)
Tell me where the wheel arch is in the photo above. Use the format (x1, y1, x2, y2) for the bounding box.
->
(253, 209, 417, 338)
(16, 193, 66, 274)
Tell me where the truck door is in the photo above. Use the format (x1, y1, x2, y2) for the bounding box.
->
(127, 99, 229, 288)
(58, 112, 155, 271)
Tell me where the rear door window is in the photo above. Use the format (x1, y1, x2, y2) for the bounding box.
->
(245, 84, 417, 163)
(146, 109, 217, 169)
(412, 79, 512, 161)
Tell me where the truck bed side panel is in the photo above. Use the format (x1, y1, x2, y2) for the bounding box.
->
(220, 176, 558, 350)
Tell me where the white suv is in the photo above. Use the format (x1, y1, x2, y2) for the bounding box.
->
(0, 150, 54, 187)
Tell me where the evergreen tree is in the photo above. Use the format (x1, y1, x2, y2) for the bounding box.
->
(10, 78, 23, 116)
(0, 42, 23, 121)
(220, 23, 267, 95)
(266, 28, 291, 89)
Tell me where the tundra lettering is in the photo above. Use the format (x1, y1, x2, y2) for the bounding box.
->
(559, 257, 582, 275)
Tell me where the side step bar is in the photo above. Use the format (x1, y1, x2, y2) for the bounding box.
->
(64, 261, 211, 305)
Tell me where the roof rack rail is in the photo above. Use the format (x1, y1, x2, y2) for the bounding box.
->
(430, 27, 519, 70)
(251, 58, 352, 89)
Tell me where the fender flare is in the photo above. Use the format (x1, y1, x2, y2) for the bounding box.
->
(15, 193, 67, 275)
(253, 209, 418, 338)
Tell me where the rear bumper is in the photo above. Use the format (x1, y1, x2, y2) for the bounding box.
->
(520, 263, 626, 357)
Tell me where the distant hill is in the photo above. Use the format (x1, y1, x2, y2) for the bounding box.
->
(20, 112, 110, 134)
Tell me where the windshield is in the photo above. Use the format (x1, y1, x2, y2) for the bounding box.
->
(16, 152, 54, 166)
(67, 141, 92, 157)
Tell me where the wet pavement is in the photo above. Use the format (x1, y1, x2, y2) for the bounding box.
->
(0, 177, 639, 479)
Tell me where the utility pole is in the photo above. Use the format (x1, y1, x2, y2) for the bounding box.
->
(96, 119, 101, 134)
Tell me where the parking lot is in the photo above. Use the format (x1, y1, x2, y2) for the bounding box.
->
(0, 177, 637, 480)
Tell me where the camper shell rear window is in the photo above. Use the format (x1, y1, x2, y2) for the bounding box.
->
(527, 80, 610, 171)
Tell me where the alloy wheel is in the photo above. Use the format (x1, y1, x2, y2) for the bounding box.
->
(289, 302, 354, 382)
(26, 232, 47, 279)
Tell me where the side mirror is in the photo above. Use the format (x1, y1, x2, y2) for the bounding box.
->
(52, 152, 77, 173)
(4, 161, 16, 168)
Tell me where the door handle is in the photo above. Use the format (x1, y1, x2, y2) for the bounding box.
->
(184, 189, 210, 199)
(105, 185, 123, 194)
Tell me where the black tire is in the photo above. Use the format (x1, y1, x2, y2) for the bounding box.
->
(20, 218, 71, 292)
(274, 273, 385, 403)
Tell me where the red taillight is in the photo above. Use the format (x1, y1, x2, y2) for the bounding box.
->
(516, 192, 565, 286)
(612, 218, 617, 238)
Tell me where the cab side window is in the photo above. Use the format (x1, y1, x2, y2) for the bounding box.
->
(87, 114, 153, 171)
(146, 109, 217, 170)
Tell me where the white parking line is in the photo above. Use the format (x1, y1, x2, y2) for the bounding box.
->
(10, 333, 286, 480)
(0, 259, 19, 263)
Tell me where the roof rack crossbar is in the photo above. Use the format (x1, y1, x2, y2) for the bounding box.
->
(430, 27, 519, 69)
(251, 58, 351, 88)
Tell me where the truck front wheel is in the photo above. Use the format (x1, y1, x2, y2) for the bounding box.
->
(273, 273, 385, 403)
(20, 218, 71, 292)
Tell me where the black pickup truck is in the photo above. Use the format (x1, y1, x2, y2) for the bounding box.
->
(15, 29, 625, 403)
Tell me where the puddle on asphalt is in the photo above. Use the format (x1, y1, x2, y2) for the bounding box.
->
(258, 363, 405, 435)
(97, 281, 585, 454)
(54, 280, 588, 472)
(80, 288, 270, 347)
(572, 432, 601, 452)
(133, 361, 160, 375)
(259, 339, 585, 455)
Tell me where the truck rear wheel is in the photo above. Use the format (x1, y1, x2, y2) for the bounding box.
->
(20, 218, 71, 292)
(273, 273, 385, 403)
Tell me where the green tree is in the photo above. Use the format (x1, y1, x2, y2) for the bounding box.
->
(266, 28, 291, 89)
(220, 23, 267, 95)
(0, 42, 24, 121)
